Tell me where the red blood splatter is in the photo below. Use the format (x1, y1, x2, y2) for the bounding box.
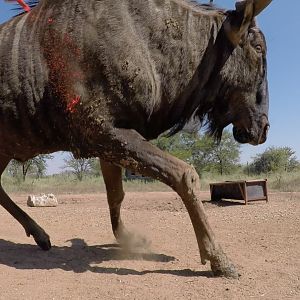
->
(71, 71, 84, 80)
(42, 28, 85, 114)
(66, 95, 81, 113)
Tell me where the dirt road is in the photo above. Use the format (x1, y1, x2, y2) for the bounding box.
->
(0, 192, 299, 299)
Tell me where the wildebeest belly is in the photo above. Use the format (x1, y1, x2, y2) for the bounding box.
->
(0, 93, 68, 161)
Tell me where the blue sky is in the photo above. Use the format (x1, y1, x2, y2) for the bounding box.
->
(1, 1, 299, 174)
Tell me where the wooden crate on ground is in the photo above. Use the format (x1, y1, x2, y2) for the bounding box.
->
(209, 179, 268, 205)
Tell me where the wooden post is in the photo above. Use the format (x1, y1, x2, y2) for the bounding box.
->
(238, 182, 248, 205)
(243, 181, 248, 205)
(264, 179, 269, 203)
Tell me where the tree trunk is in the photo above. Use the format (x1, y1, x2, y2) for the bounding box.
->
(22, 164, 26, 182)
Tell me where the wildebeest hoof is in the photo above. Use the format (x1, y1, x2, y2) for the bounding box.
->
(26, 227, 51, 250)
(34, 234, 52, 251)
(210, 255, 239, 279)
(211, 260, 238, 279)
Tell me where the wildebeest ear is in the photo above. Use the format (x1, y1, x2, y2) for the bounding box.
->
(224, 0, 272, 46)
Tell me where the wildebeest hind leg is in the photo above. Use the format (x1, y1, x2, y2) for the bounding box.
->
(100, 159, 149, 249)
(98, 128, 238, 278)
(0, 156, 51, 250)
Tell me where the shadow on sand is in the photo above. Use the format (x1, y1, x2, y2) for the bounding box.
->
(0, 238, 213, 277)
(203, 199, 245, 207)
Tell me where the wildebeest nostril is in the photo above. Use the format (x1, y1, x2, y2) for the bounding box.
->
(262, 118, 270, 134)
(264, 123, 270, 134)
(257, 122, 270, 145)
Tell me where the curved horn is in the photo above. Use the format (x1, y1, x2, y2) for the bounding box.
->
(225, 0, 271, 46)
(253, 0, 272, 16)
(236, 0, 272, 17)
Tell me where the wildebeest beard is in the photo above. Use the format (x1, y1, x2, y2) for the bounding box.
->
(168, 70, 234, 144)
(189, 82, 232, 144)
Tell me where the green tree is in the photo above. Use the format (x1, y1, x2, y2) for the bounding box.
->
(191, 131, 240, 175)
(153, 130, 241, 175)
(7, 154, 53, 182)
(152, 132, 194, 162)
(189, 134, 215, 174)
(209, 131, 241, 175)
(89, 158, 102, 177)
(63, 153, 96, 181)
(249, 146, 299, 174)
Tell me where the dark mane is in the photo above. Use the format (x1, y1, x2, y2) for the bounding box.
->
(11, 0, 40, 18)
(167, 2, 230, 141)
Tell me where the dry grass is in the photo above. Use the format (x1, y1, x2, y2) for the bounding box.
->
(267, 171, 300, 192)
(198, 171, 300, 192)
(1, 174, 170, 195)
(2, 170, 300, 195)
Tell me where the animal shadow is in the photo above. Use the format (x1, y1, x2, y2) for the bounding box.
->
(203, 199, 245, 207)
(0, 238, 213, 277)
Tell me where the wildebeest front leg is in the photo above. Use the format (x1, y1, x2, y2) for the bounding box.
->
(99, 128, 238, 278)
(0, 156, 51, 250)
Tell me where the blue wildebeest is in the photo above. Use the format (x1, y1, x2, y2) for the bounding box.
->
(0, 0, 272, 278)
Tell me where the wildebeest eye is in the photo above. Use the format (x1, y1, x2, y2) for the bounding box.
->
(255, 45, 263, 53)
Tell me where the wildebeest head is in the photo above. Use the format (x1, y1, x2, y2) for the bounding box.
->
(203, 0, 271, 145)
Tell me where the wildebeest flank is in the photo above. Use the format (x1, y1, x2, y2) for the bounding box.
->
(0, 0, 272, 278)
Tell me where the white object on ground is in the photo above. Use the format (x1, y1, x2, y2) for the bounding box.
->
(27, 194, 58, 207)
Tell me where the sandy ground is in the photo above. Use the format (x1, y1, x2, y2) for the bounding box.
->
(0, 191, 299, 300)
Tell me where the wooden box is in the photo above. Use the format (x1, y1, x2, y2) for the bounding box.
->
(209, 179, 268, 205)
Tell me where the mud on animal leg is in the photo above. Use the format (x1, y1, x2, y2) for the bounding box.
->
(100, 159, 150, 250)
(177, 166, 237, 278)
(0, 157, 51, 250)
(99, 128, 238, 278)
